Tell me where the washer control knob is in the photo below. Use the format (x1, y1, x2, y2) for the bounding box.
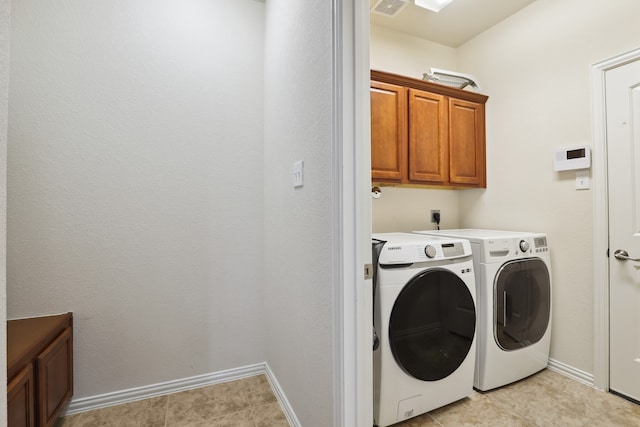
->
(519, 240, 530, 253)
(425, 245, 437, 258)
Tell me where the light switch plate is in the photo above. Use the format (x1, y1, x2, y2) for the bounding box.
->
(576, 170, 590, 190)
(293, 160, 304, 188)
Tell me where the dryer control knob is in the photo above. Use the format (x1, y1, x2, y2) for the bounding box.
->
(425, 245, 437, 258)
(519, 240, 530, 253)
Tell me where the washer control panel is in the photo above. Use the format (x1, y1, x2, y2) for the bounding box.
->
(378, 240, 471, 265)
(442, 242, 466, 258)
(423, 242, 465, 259)
(424, 245, 437, 258)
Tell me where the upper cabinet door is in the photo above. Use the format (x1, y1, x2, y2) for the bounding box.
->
(448, 98, 486, 187)
(408, 88, 448, 184)
(370, 81, 407, 182)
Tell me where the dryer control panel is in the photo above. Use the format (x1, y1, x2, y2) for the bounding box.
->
(482, 235, 549, 262)
(533, 236, 548, 253)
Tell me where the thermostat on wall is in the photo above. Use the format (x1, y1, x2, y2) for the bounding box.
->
(554, 145, 591, 171)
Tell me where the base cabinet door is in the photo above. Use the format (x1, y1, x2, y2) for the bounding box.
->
(8, 364, 35, 427)
(37, 327, 73, 427)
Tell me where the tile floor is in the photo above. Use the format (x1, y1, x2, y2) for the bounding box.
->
(56, 374, 289, 427)
(57, 369, 640, 427)
(394, 369, 640, 427)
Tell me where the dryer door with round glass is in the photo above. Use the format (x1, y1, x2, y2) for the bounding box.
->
(495, 258, 551, 351)
(388, 268, 476, 381)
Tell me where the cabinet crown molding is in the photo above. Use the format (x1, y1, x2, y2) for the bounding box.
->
(371, 70, 488, 104)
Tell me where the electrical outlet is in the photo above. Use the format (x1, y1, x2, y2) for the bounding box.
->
(430, 209, 441, 223)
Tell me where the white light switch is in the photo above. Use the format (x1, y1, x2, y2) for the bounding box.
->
(576, 170, 590, 190)
(293, 160, 304, 188)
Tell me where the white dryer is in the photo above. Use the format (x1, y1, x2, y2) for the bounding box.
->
(372, 233, 476, 427)
(413, 229, 552, 391)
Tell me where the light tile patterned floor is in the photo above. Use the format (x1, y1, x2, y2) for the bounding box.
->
(395, 369, 640, 426)
(56, 374, 289, 427)
(57, 369, 640, 426)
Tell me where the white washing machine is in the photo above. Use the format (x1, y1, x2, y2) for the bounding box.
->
(413, 229, 552, 391)
(372, 233, 476, 427)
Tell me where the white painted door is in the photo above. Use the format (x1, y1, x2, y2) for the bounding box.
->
(607, 58, 640, 402)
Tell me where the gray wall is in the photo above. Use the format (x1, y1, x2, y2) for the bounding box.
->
(8, 0, 266, 398)
(263, 0, 335, 425)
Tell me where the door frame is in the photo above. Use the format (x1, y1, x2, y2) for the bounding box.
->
(332, 0, 372, 425)
(591, 47, 640, 392)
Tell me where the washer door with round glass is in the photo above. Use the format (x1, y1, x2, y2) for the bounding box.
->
(388, 268, 476, 381)
(495, 258, 551, 351)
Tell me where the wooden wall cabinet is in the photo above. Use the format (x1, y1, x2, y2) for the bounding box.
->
(8, 313, 73, 427)
(371, 70, 488, 188)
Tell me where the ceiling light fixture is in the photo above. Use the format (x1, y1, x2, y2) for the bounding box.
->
(414, 0, 454, 13)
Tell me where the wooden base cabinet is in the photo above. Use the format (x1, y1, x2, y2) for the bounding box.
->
(371, 70, 488, 188)
(8, 365, 35, 427)
(8, 313, 73, 427)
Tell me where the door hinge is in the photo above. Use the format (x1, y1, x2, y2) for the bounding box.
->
(364, 263, 373, 280)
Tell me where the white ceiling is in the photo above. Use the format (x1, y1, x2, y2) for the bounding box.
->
(370, 0, 536, 47)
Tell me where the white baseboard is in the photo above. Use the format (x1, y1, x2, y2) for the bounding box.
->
(263, 363, 302, 427)
(547, 357, 595, 388)
(65, 362, 300, 426)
